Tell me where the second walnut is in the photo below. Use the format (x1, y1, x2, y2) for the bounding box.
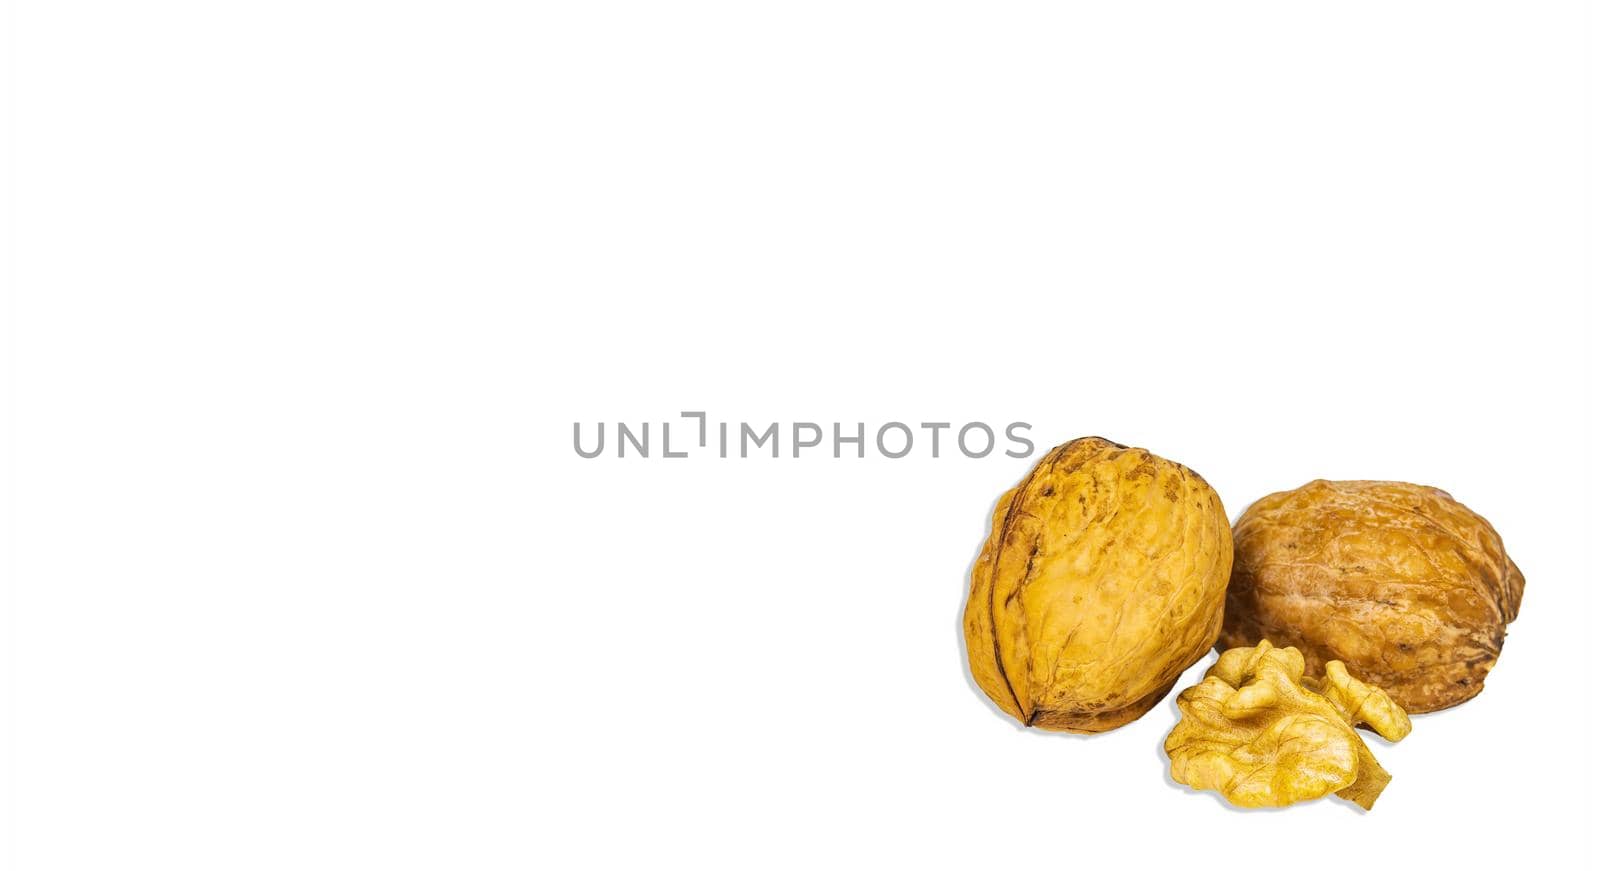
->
(1219, 480, 1523, 713)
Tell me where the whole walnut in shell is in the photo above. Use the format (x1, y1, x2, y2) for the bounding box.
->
(963, 437, 1232, 732)
(1220, 480, 1524, 713)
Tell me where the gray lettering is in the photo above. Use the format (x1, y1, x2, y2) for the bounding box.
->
(618, 422, 649, 457)
(741, 422, 779, 457)
(792, 422, 822, 457)
(663, 422, 687, 458)
(1005, 422, 1034, 458)
(877, 422, 913, 458)
(959, 422, 994, 458)
(834, 422, 865, 458)
(681, 410, 708, 447)
(576, 416, 1028, 461)
(573, 422, 605, 458)
(919, 422, 950, 458)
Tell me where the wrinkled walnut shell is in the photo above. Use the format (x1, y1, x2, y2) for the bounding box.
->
(964, 437, 1232, 732)
(1220, 480, 1524, 713)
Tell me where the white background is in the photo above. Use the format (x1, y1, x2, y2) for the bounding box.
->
(6, 1, 1598, 869)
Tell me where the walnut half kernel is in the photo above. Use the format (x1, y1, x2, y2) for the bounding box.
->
(1164, 641, 1411, 810)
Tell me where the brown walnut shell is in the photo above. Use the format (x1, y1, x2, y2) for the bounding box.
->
(963, 437, 1232, 732)
(1220, 480, 1523, 713)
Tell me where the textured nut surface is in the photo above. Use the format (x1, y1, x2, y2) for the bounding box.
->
(963, 437, 1232, 732)
(1310, 661, 1412, 742)
(1166, 641, 1409, 810)
(1220, 480, 1524, 713)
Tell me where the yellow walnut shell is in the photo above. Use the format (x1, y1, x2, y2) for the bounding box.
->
(963, 437, 1232, 732)
(1220, 480, 1524, 713)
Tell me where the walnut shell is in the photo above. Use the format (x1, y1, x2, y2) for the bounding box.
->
(963, 437, 1232, 732)
(1220, 480, 1524, 713)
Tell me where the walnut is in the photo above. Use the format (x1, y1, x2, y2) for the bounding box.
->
(1310, 661, 1412, 742)
(963, 437, 1232, 732)
(1220, 480, 1524, 713)
(1165, 641, 1410, 809)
